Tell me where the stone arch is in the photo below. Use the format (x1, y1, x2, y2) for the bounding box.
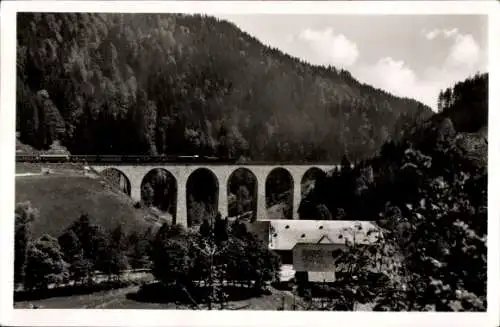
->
(186, 168, 219, 227)
(265, 167, 293, 220)
(301, 167, 326, 198)
(140, 168, 178, 223)
(227, 167, 258, 222)
(101, 168, 131, 196)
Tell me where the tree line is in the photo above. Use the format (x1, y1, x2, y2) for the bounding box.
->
(17, 13, 431, 163)
(14, 203, 150, 291)
(14, 201, 280, 308)
(437, 73, 487, 132)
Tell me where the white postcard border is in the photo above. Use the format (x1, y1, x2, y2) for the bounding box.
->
(1, 1, 498, 327)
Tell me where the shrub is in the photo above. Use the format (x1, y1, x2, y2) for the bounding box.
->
(24, 234, 68, 291)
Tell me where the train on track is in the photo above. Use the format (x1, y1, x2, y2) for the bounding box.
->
(16, 154, 237, 164)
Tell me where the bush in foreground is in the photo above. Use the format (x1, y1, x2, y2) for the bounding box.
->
(24, 234, 68, 291)
(150, 215, 280, 308)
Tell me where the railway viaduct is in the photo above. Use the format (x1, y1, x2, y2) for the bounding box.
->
(90, 163, 340, 227)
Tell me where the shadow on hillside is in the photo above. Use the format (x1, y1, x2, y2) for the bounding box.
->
(127, 282, 268, 306)
(14, 280, 140, 302)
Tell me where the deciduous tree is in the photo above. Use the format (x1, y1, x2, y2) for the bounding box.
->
(24, 234, 68, 290)
(14, 202, 38, 286)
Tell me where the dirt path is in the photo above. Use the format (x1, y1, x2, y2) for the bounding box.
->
(84, 285, 141, 309)
(15, 173, 42, 177)
(14, 285, 142, 309)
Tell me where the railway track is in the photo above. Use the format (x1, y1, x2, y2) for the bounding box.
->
(16, 154, 237, 164)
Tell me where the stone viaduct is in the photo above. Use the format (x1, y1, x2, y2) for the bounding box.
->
(91, 163, 340, 227)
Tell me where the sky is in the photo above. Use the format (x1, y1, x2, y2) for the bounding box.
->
(216, 14, 488, 111)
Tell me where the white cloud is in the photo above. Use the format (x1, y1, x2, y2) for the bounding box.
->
(423, 27, 459, 40)
(425, 29, 440, 40)
(443, 28, 458, 38)
(354, 37, 484, 112)
(297, 28, 359, 68)
(422, 28, 481, 69)
(276, 25, 483, 112)
(354, 29, 484, 111)
(356, 57, 435, 106)
(290, 26, 484, 111)
(445, 33, 481, 68)
(362, 58, 417, 94)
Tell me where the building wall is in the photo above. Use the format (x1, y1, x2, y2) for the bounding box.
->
(292, 243, 346, 273)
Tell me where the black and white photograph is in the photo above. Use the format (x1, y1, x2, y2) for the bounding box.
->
(0, 1, 498, 326)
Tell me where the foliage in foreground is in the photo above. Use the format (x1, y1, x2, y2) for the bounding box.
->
(150, 215, 280, 308)
(15, 207, 153, 292)
(14, 204, 280, 310)
(300, 150, 486, 312)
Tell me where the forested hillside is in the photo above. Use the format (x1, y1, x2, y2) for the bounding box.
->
(301, 72, 488, 222)
(297, 73, 487, 311)
(17, 13, 432, 163)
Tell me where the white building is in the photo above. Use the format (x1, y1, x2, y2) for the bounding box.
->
(250, 220, 382, 283)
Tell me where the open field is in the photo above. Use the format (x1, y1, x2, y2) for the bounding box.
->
(15, 172, 158, 237)
(16, 163, 44, 174)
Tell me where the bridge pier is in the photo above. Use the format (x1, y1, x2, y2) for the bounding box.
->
(176, 177, 187, 226)
(91, 164, 339, 228)
(292, 180, 302, 220)
(130, 183, 142, 204)
(256, 178, 267, 221)
(218, 182, 228, 219)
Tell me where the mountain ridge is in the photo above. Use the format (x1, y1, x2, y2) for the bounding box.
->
(17, 13, 433, 163)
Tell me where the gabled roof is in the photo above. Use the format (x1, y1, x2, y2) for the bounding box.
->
(316, 234, 334, 244)
(263, 220, 381, 251)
